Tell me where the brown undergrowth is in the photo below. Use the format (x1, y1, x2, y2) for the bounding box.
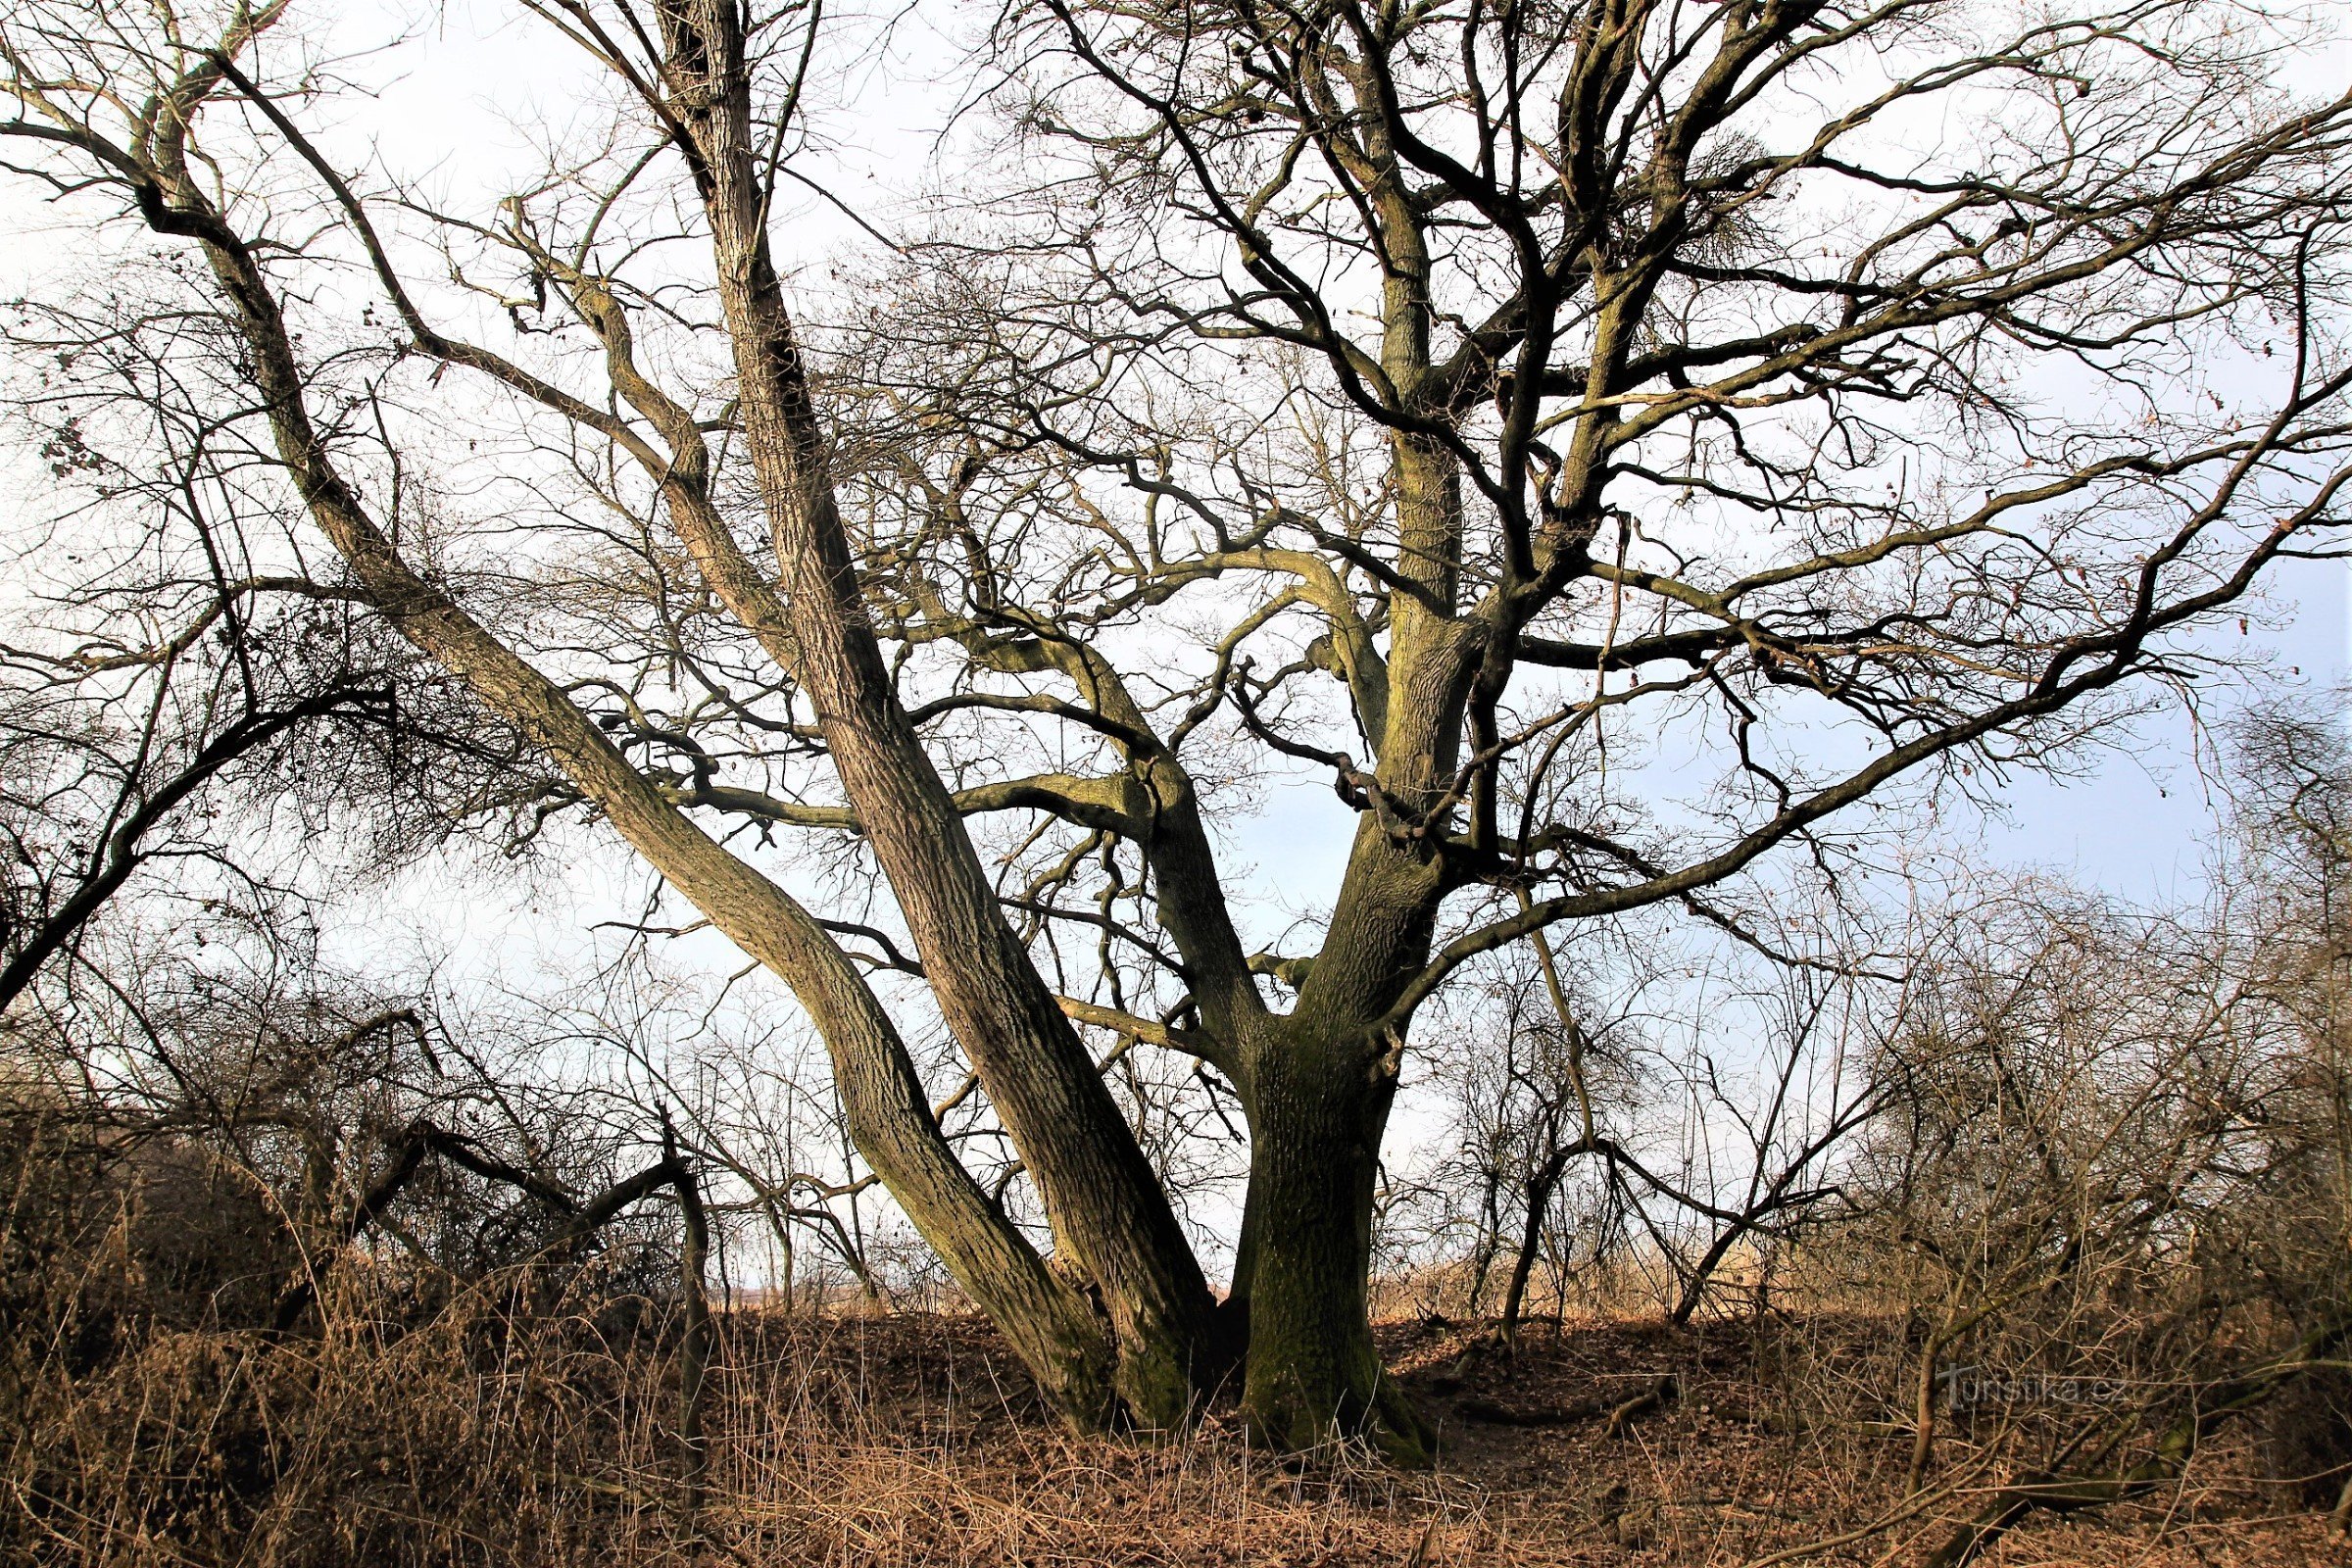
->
(11, 1290, 2340, 1568)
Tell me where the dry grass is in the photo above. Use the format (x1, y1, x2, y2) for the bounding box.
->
(6, 1267, 2341, 1566)
(659, 1308, 2338, 1567)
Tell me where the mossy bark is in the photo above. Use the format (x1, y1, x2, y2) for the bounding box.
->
(1233, 1024, 1436, 1462)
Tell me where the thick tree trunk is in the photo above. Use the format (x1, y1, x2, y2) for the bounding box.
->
(121, 88, 1131, 1430)
(1235, 1024, 1434, 1461)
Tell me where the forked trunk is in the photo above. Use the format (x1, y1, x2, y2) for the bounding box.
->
(1502, 1149, 1573, 1342)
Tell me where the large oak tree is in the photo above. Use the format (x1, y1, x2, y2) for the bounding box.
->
(5, 0, 2349, 1454)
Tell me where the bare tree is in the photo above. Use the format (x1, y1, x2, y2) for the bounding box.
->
(3, 0, 2349, 1455)
(1829, 859, 2349, 1514)
(0, 279, 521, 1022)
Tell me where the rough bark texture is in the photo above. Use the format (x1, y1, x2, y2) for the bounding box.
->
(654, 0, 1218, 1426)
(94, 45, 1128, 1432)
(1235, 1023, 1433, 1458)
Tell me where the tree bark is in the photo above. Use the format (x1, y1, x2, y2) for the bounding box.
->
(654, 0, 1217, 1426)
(1235, 1022, 1434, 1461)
(665, 1129, 713, 1513)
(1501, 1149, 1573, 1342)
(89, 46, 1128, 1430)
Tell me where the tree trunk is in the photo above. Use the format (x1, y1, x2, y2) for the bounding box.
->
(660, 0, 1218, 1426)
(133, 124, 1131, 1431)
(1236, 1026, 1434, 1461)
(1502, 1149, 1572, 1342)
(667, 1138, 713, 1514)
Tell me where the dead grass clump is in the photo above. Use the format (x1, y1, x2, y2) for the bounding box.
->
(6, 1092, 2345, 1567)
(4, 1277, 706, 1567)
(7, 1276, 2347, 1567)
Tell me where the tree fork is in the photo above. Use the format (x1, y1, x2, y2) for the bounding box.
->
(80, 28, 1128, 1430)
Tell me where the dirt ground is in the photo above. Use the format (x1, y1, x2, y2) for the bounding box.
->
(676, 1310, 2346, 1566)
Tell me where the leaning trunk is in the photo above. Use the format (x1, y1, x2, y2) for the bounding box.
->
(656, 0, 1217, 1426)
(1502, 1149, 1572, 1342)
